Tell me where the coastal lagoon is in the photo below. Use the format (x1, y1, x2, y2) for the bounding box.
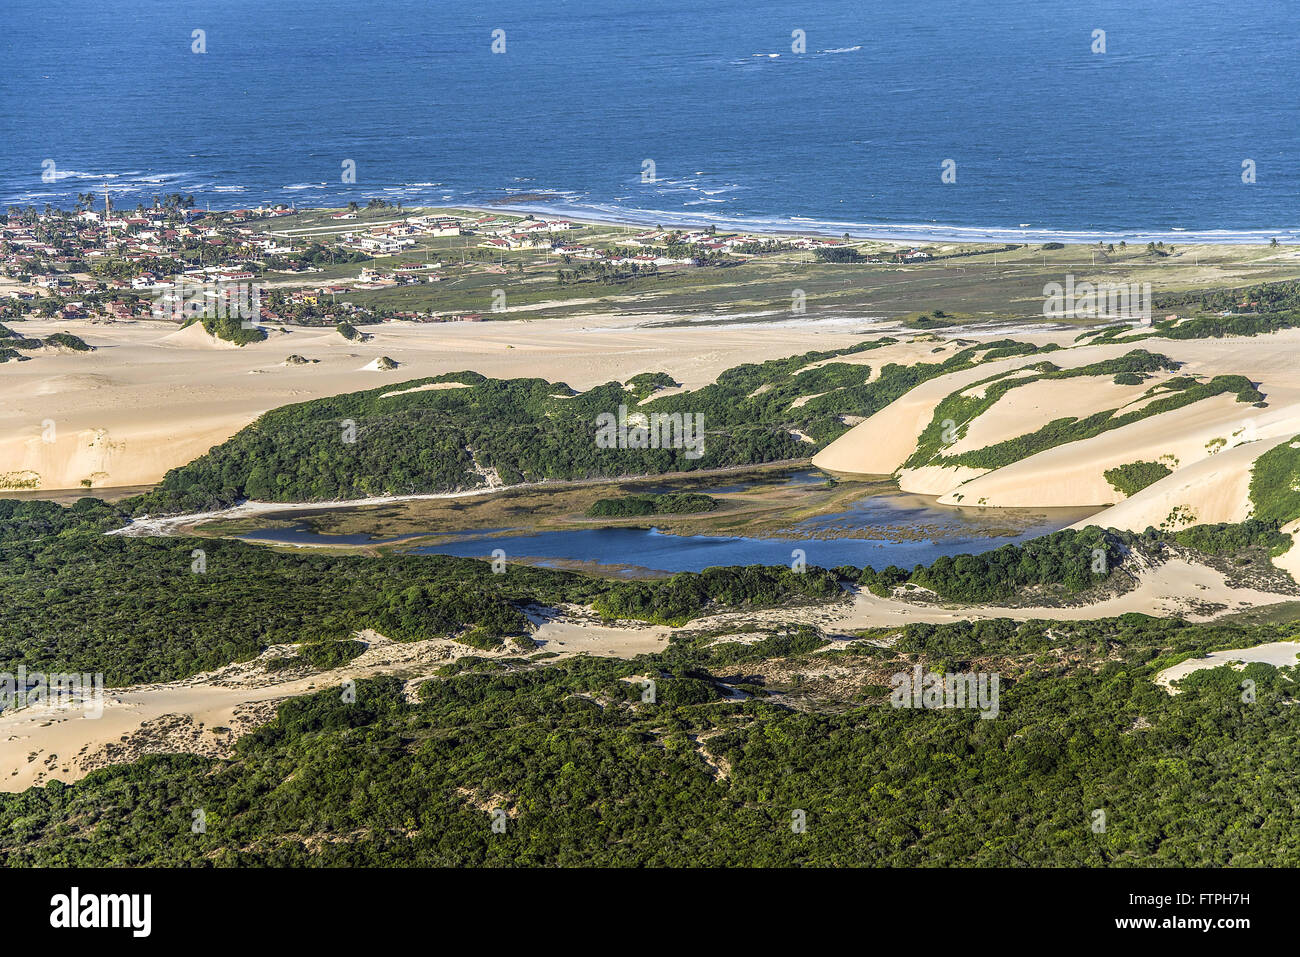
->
(407, 519, 1087, 575)
(236, 480, 1096, 574)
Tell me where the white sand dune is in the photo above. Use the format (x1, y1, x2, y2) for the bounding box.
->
(1155, 640, 1300, 693)
(158, 322, 245, 350)
(830, 558, 1296, 630)
(935, 393, 1277, 508)
(3, 316, 877, 491)
(380, 381, 470, 398)
(812, 341, 1136, 475)
(819, 331, 1300, 525)
(1075, 435, 1293, 532)
(943, 376, 1156, 457)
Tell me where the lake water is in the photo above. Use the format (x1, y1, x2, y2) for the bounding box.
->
(5, 0, 1297, 242)
(236, 482, 1095, 574)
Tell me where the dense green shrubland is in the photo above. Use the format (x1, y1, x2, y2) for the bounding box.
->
(1104, 461, 1173, 496)
(5, 609, 1300, 865)
(585, 493, 718, 517)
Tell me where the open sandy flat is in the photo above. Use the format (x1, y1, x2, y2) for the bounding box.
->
(0, 315, 881, 492)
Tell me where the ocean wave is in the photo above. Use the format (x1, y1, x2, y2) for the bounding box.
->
(4, 174, 1294, 245)
(470, 197, 1300, 245)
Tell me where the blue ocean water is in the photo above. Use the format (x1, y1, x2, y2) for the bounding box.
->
(3, 0, 1296, 241)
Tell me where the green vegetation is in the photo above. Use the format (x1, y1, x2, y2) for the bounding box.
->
(853, 527, 1123, 602)
(1157, 280, 1300, 315)
(1104, 461, 1173, 497)
(586, 493, 718, 518)
(6, 467, 1300, 865)
(0, 534, 570, 682)
(1248, 436, 1300, 524)
(591, 566, 841, 626)
(0, 506, 839, 683)
(6, 609, 1300, 865)
(337, 321, 364, 342)
(1081, 309, 1300, 346)
(814, 247, 864, 263)
(625, 372, 679, 400)
(43, 331, 91, 351)
(0, 497, 128, 542)
(0, 323, 92, 356)
(1169, 519, 1293, 558)
(185, 314, 267, 346)
(902, 309, 962, 330)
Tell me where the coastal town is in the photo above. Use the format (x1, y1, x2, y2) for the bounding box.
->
(0, 194, 933, 336)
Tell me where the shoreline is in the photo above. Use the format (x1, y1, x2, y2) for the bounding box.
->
(105, 460, 820, 536)
(458, 201, 1300, 247)
(7, 193, 1298, 246)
